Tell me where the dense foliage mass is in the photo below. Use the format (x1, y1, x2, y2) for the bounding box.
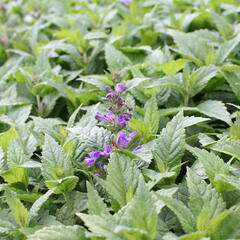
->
(1, 0, 240, 239)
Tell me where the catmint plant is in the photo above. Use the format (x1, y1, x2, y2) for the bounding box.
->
(83, 83, 142, 174)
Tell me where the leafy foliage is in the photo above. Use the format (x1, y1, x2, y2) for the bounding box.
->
(0, 0, 240, 239)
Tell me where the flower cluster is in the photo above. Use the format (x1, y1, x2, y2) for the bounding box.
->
(83, 83, 142, 168)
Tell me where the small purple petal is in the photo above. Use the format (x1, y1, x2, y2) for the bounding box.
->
(115, 83, 127, 93)
(84, 151, 102, 166)
(133, 145, 142, 151)
(105, 112, 115, 121)
(95, 112, 105, 121)
(101, 145, 112, 157)
(116, 131, 136, 149)
(129, 131, 137, 138)
(117, 114, 131, 126)
(95, 112, 115, 124)
(120, 0, 131, 4)
(84, 157, 96, 166)
(89, 151, 102, 159)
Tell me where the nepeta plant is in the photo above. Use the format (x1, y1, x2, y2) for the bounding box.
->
(84, 83, 141, 172)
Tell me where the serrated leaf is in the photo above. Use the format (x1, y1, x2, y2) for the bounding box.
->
(121, 177, 158, 240)
(156, 59, 187, 76)
(156, 194, 196, 233)
(128, 119, 151, 143)
(0, 127, 18, 153)
(197, 100, 231, 125)
(29, 187, 56, 222)
(154, 112, 185, 172)
(27, 225, 86, 240)
(186, 168, 226, 230)
(215, 34, 240, 64)
(105, 45, 131, 72)
(7, 139, 29, 168)
(183, 116, 210, 128)
(187, 147, 230, 192)
(221, 71, 240, 101)
(87, 182, 109, 216)
(98, 152, 141, 207)
(5, 189, 29, 228)
(41, 135, 73, 180)
(144, 95, 159, 135)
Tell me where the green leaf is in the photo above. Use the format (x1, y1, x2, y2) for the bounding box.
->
(210, 12, 234, 40)
(0, 127, 18, 153)
(98, 152, 141, 207)
(215, 34, 240, 64)
(208, 136, 240, 160)
(186, 168, 226, 230)
(187, 147, 230, 192)
(221, 71, 240, 101)
(121, 177, 158, 240)
(197, 100, 231, 125)
(29, 187, 56, 222)
(153, 112, 185, 172)
(207, 210, 240, 240)
(214, 174, 240, 191)
(27, 225, 86, 240)
(41, 135, 73, 180)
(188, 65, 218, 97)
(7, 139, 29, 168)
(171, 31, 209, 65)
(0, 147, 6, 171)
(5, 189, 29, 228)
(156, 194, 196, 234)
(105, 44, 131, 72)
(45, 176, 78, 194)
(144, 95, 159, 135)
(87, 182, 109, 216)
(128, 119, 151, 143)
(156, 59, 187, 76)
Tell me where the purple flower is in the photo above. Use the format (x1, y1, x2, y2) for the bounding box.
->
(84, 151, 102, 166)
(120, 0, 131, 4)
(133, 145, 142, 151)
(101, 145, 112, 157)
(117, 114, 131, 126)
(115, 83, 127, 93)
(116, 131, 136, 148)
(95, 112, 115, 125)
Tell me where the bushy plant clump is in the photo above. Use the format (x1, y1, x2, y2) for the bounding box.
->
(0, 0, 240, 239)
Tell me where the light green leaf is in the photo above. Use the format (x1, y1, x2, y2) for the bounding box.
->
(186, 168, 226, 230)
(156, 194, 196, 234)
(29, 187, 56, 222)
(0, 127, 18, 153)
(5, 189, 29, 228)
(98, 152, 141, 207)
(187, 147, 230, 192)
(87, 182, 109, 216)
(27, 225, 86, 240)
(156, 59, 187, 76)
(129, 119, 151, 143)
(197, 100, 231, 125)
(144, 95, 159, 135)
(153, 112, 185, 172)
(215, 34, 240, 64)
(42, 135, 73, 180)
(105, 44, 131, 72)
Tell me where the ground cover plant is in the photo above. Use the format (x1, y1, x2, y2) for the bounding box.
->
(1, 0, 240, 239)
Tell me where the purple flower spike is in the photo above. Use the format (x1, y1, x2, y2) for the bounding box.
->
(117, 114, 131, 126)
(95, 112, 115, 125)
(101, 145, 112, 157)
(133, 145, 142, 151)
(116, 131, 136, 149)
(84, 151, 102, 166)
(115, 83, 127, 93)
